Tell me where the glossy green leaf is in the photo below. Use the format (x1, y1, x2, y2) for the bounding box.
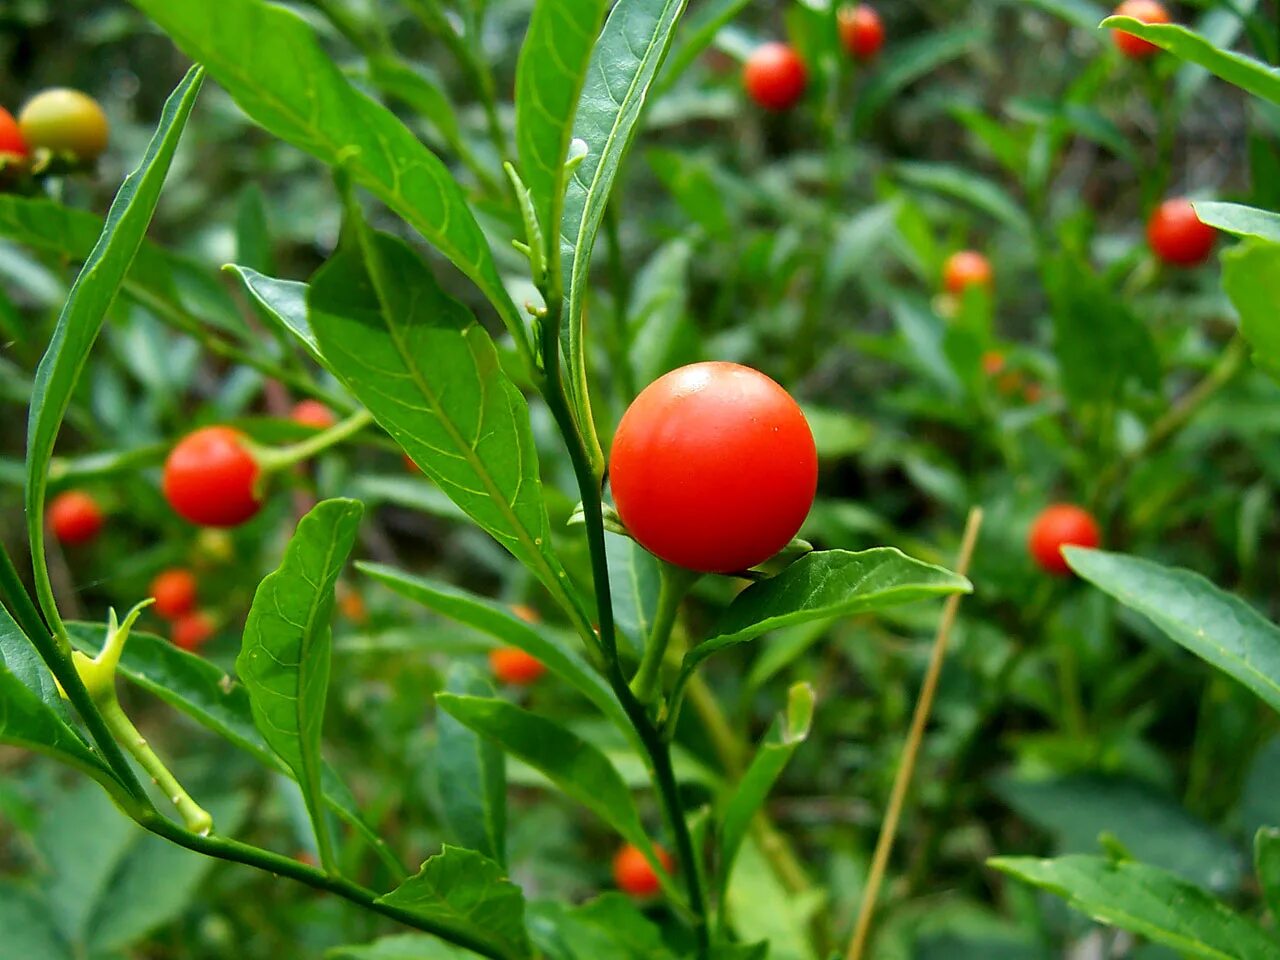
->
(856, 28, 983, 126)
(605, 530, 660, 652)
(24, 66, 203, 634)
(681, 548, 970, 678)
(309, 231, 581, 624)
(719, 683, 814, 893)
(433, 664, 506, 866)
(515, 0, 609, 256)
(225, 265, 324, 367)
(529, 895, 679, 960)
(328, 935, 477, 959)
(0, 600, 63, 714)
(377, 846, 531, 960)
(128, 0, 526, 346)
(1256, 828, 1280, 920)
(356, 562, 626, 734)
(435, 694, 667, 887)
(0, 663, 117, 788)
(560, 0, 691, 419)
(990, 855, 1280, 959)
(1193, 201, 1280, 242)
(238, 498, 363, 871)
(896, 162, 1032, 236)
(367, 56, 468, 160)
(1100, 17, 1280, 105)
(1223, 241, 1280, 380)
(1175, 0, 1259, 107)
(1065, 547, 1280, 715)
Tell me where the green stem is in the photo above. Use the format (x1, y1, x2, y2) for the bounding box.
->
(255, 409, 375, 472)
(631, 564, 697, 704)
(1055, 640, 1087, 740)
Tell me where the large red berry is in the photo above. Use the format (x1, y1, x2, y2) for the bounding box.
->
(290, 399, 336, 430)
(163, 426, 262, 527)
(610, 362, 817, 574)
(943, 250, 993, 294)
(1147, 198, 1216, 267)
(150, 568, 198, 620)
(1110, 0, 1169, 58)
(0, 107, 28, 160)
(48, 491, 104, 545)
(838, 5, 885, 61)
(613, 843, 673, 898)
(172, 611, 215, 652)
(489, 647, 546, 685)
(1028, 504, 1101, 576)
(743, 43, 808, 112)
(18, 88, 109, 162)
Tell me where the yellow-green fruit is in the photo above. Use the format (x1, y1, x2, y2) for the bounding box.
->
(18, 88, 109, 162)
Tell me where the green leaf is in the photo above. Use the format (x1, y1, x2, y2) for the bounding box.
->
(725, 834, 819, 960)
(434, 694, 668, 891)
(1175, 0, 1260, 107)
(328, 935, 478, 959)
(895, 162, 1032, 237)
(719, 683, 814, 894)
(529, 895, 679, 960)
(1100, 17, 1280, 105)
(1193, 201, 1280, 242)
(235, 183, 275, 275)
(515, 0, 610, 253)
(680, 548, 970, 680)
(1222, 241, 1280, 380)
(128, 0, 527, 349)
(560, 0, 691, 421)
(0, 600, 64, 714)
(1255, 828, 1280, 920)
(65, 622, 400, 875)
(357, 563, 626, 734)
(989, 855, 1280, 959)
(855, 28, 984, 126)
(605, 530, 660, 651)
(24, 66, 203, 634)
(224, 265, 324, 367)
(367, 56, 468, 160)
(0, 883, 70, 960)
(377, 846, 532, 960)
(433, 664, 507, 866)
(659, 0, 751, 91)
(309, 230, 585, 629)
(1018, 0, 1108, 32)
(1065, 548, 1280, 715)
(238, 498, 364, 871)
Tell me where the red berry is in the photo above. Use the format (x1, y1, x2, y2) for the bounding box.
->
(981, 350, 1006, 376)
(0, 107, 28, 160)
(838, 5, 885, 61)
(48, 490, 104, 546)
(1028, 504, 1101, 576)
(743, 43, 808, 112)
(489, 647, 546, 685)
(150, 568, 198, 620)
(290, 399, 336, 430)
(613, 843, 673, 898)
(18, 88, 109, 162)
(172, 611, 215, 652)
(610, 362, 817, 574)
(163, 426, 262, 527)
(1147, 198, 1216, 267)
(1111, 0, 1170, 58)
(943, 251, 993, 294)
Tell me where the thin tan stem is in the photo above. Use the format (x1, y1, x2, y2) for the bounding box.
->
(845, 507, 984, 960)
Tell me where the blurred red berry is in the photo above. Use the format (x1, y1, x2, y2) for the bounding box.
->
(744, 43, 808, 111)
(1029, 504, 1101, 576)
(150, 568, 198, 620)
(48, 491, 104, 545)
(489, 647, 546, 685)
(1111, 0, 1170, 58)
(163, 426, 262, 527)
(0, 106, 28, 161)
(943, 250, 993, 294)
(1147, 198, 1216, 267)
(290, 399, 336, 430)
(172, 611, 215, 652)
(838, 5, 885, 60)
(613, 843, 673, 898)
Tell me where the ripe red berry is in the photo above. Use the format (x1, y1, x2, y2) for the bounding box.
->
(610, 362, 817, 574)
(489, 647, 546, 685)
(1146, 198, 1216, 267)
(743, 43, 808, 112)
(981, 350, 1006, 376)
(1110, 0, 1170, 58)
(1028, 504, 1101, 576)
(290, 399, 336, 430)
(838, 5, 885, 61)
(18, 88, 109, 162)
(150, 568, 198, 620)
(48, 490, 104, 546)
(613, 843, 673, 898)
(943, 251, 993, 294)
(163, 426, 262, 527)
(0, 107, 28, 160)
(172, 611, 215, 652)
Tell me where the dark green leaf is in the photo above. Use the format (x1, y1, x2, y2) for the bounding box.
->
(1222, 241, 1280, 380)
(0, 662, 118, 789)
(1065, 548, 1280, 715)
(24, 66, 203, 632)
(0, 883, 70, 960)
(238, 498, 364, 870)
(1255, 828, 1280, 920)
(529, 895, 678, 960)
(856, 28, 984, 126)
(990, 855, 1279, 959)
(433, 664, 506, 866)
(0, 601, 64, 714)
(605, 531, 660, 652)
(377, 846, 531, 960)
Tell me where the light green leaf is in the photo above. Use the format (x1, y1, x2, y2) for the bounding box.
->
(328, 935, 478, 959)
(606, 530, 660, 652)
(238, 498, 364, 871)
(990, 855, 1279, 959)
(1065, 547, 1280, 715)
(1193, 201, 1280, 242)
(1100, 17, 1280, 105)
(24, 66, 203, 634)
(224, 265, 324, 367)
(1223, 241, 1280, 380)
(0, 883, 70, 960)
(895, 162, 1032, 236)
(377, 846, 531, 960)
(725, 834, 819, 960)
(128, 0, 527, 349)
(529, 895, 679, 960)
(367, 56, 468, 160)
(433, 664, 506, 866)
(1255, 828, 1280, 920)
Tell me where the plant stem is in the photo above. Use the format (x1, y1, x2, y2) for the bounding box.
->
(845, 508, 983, 960)
(631, 564, 697, 703)
(255, 409, 375, 472)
